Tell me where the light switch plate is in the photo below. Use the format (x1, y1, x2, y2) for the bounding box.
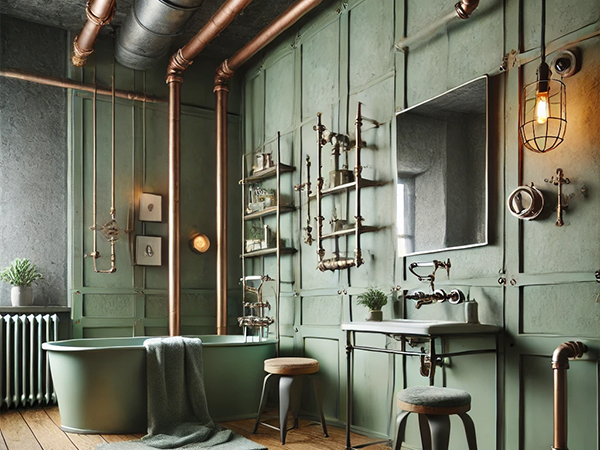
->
(139, 193, 162, 222)
(136, 236, 162, 266)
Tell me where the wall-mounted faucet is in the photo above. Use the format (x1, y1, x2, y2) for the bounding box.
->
(408, 258, 451, 290)
(404, 289, 465, 309)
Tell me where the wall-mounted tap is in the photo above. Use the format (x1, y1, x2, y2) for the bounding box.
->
(408, 259, 451, 290)
(404, 288, 465, 309)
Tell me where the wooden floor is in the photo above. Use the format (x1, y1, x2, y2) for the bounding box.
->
(0, 406, 391, 450)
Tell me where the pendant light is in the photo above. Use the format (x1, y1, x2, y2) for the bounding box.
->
(519, 0, 567, 153)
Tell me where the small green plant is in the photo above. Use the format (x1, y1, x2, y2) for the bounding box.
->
(357, 288, 388, 311)
(0, 258, 43, 287)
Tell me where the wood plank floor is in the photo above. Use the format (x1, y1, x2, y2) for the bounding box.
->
(0, 406, 391, 450)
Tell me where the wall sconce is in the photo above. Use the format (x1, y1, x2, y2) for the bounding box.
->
(189, 233, 210, 254)
(519, 0, 567, 153)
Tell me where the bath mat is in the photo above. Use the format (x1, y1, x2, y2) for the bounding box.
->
(97, 336, 265, 450)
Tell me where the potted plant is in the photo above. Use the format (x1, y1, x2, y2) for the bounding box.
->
(0, 258, 43, 307)
(357, 288, 388, 321)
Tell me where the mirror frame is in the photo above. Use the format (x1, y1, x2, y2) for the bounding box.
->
(395, 75, 489, 257)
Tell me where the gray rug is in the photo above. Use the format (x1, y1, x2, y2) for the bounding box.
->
(97, 337, 265, 450)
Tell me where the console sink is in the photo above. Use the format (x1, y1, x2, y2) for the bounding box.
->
(342, 319, 501, 336)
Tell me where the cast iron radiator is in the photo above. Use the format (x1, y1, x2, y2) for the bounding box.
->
(0, 314, 59, 409)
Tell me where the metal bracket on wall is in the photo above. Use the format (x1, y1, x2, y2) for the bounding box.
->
(545, 168, 570, 227)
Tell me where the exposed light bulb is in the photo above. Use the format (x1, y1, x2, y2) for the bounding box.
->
(535, 90, 550, 124)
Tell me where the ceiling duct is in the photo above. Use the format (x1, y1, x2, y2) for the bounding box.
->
(115, 0, 205, 70)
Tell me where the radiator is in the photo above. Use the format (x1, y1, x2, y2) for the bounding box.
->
(0, 314, 59, 409)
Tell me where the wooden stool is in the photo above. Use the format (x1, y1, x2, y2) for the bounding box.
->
(253, 357, 328, 444)
(394, 386, 478, 450)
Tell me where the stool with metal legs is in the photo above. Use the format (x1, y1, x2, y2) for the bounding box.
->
(394, 386, 477, 450)
(253, 357, 328, 444)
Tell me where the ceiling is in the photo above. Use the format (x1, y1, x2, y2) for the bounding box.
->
(0, 0, 327, 61)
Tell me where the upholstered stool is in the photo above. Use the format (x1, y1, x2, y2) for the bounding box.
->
(394, 386, 478, 450)
(253, 357, 328, 444)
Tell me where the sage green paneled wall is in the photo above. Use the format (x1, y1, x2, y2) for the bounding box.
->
(69, 38, 243, 338)
(242, 1, 600, 449)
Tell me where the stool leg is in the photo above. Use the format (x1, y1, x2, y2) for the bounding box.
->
(290, 376, 303, 430)
(393, 410, 411, 450)
(310, 375, 328, 437)
(279, 376, 296, 444)
(458, 412, 478, 450)
(253, 373, 276, 434)
(424, 414, 450, 450)
(418, 413, 432, 450)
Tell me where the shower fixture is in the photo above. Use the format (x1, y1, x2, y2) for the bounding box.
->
(519, 0, 567, 153)
(89, 59, 123, 273)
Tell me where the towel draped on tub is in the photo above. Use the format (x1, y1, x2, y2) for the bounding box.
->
(97, 336, 266, 450)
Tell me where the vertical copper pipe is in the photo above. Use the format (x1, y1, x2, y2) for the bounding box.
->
(168, 81, 181, 337)
(215, 85, 229, 336)
(212, 0, 323, 333)
(165, 0, 254, 337)
(551, 341, 587, 450)
(72, 0, 116, 66)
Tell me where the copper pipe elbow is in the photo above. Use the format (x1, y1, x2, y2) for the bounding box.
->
(455, 0, 480, 19)
(552, 341, 587, 369)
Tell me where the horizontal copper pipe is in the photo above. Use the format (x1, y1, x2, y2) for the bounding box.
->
(72, 0, 116, 66)
(551, 341, 587, 450)
(167, 0, 253, 81)
(0, 68, 165, 103)
(227, 0, 322, 73)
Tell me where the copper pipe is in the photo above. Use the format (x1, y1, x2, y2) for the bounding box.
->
(168, 81, 181, 337)
(212, 0, 323, 335)
(72, 0, 116, 67)
(215, 85, 229, 336)
(551, 341, 587, 450)
(314, 113, 326, 264)
(0, 68, 165, 103)
(165, 0, 253, 337)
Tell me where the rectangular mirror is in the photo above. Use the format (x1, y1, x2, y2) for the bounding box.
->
(396, 76, 488, 256)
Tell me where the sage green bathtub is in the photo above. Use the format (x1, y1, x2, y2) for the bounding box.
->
(42, 335, 276, 434)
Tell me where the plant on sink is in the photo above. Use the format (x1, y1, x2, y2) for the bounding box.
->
(357, 288, 388, 321)
(0, 258, 43, 307)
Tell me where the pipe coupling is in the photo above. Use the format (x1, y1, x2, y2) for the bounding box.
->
(455, 0, 480, 19)
(86, 0, 116, 27)
(214, 59, 235, 87)
(166, 49, 193, 84)
(72, 36, 95, 67)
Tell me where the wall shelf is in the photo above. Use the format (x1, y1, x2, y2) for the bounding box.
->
(241, 247, 297, 258)
(244, 205, 296, 220)
(243, 163, 295, 183)
(309, 178, 383, 198)
(321, 225, 379, 240)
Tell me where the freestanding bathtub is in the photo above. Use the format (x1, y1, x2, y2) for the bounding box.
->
(42, 335, 276, 434)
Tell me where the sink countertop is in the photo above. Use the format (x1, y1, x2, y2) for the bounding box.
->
(342, 319, 501, 336)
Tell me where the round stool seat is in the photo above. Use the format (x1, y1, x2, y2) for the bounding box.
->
(397, 386, 471, 415)
(264, 357, 319, 376)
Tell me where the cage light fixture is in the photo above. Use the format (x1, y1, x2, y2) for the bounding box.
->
(519, 0, 567, 153)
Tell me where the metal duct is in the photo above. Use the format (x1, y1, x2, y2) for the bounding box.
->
(116, 0, 205, 70)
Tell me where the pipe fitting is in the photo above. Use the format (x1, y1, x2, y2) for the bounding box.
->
(552, 341, 587, 369)
(455, 0, 480, 19)
(71, 0, 116, 67)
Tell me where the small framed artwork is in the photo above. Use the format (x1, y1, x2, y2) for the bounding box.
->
(139, 193, 162, 222)
(136, 236, 162, 266)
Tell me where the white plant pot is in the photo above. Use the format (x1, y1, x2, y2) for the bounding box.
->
(11, 286, 33, 307)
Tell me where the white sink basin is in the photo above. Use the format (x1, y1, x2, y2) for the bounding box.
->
(342, 319, 501, 336)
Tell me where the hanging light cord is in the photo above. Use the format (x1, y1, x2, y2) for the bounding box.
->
(110, 60, 116, 220)
(540, 0, 546, 62)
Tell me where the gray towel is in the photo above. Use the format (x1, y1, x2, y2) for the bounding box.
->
(97, 336, 265, 450)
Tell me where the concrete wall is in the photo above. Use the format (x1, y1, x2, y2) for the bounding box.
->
(0, 16, 68, 306)
(241, 0, 600, 449)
